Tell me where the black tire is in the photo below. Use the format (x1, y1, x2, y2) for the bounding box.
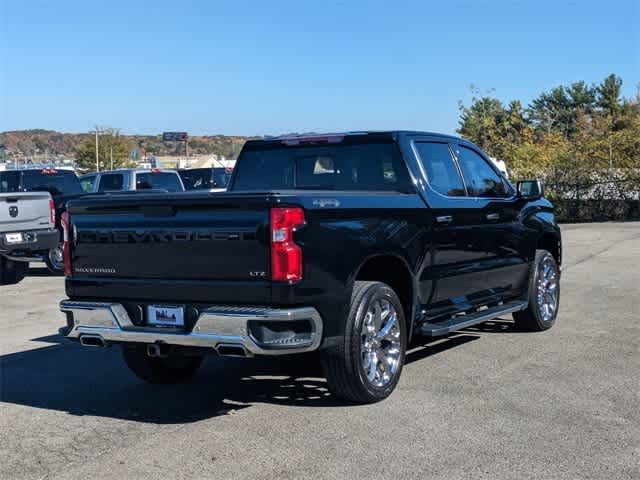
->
(513, 249, 560, 331)
(0, 257, 28, 285)
(122, 344, 203, 384)
(321, 281, 407, 404)
(44, 243, 65, 275)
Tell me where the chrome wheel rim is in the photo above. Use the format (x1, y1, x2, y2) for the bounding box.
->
(537, 257, 559, 323)
(360, 298, 402, 388)
(49, 244, 64, 270)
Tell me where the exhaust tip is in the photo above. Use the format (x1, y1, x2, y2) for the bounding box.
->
(216, 344, 248, 357)
(80, 335, 105, 347)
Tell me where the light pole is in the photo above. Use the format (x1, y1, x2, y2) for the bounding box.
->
(94, 126, 100, 172)
(111, 128, 121, 171)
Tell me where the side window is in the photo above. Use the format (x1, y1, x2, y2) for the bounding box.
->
(80, 175, 96, 192)
(98, 173, 124, 192)
(0, 171, 21, 193)
(414, 142, 466, 197)
(452, 145, 509, 197)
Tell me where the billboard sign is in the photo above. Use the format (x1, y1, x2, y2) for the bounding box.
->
(162, 132, 188, 142)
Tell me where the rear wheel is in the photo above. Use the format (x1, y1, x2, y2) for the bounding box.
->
(321, 281, 407, 403)
(122, 344, 203, 384)
(45, 243, 64, 275)
(0, 257, 28, 285)
(513, 250, 560, 331)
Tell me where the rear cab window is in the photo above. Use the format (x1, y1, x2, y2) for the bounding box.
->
(136, 172, 183, 192)
(212, 168, 232, 188)
(21, 169, 82, 195)
(232, 136, 413, 193)
(414, 142, 466, 197)
(178, 169, 212, 190)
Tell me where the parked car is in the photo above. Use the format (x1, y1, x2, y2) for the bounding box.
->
(178, 167, 233, 191)
(79, 169, 185, 193)
(0, 168, 85, 274)
(58, 131, 562, 403)
(0, 188, 58, 285)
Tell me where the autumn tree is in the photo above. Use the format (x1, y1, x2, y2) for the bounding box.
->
(596, 74, 623, 116)
(457, 74, 639, 199)
(75, 128, 135, 172)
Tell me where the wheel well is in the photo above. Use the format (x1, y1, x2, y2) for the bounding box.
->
(538, 233, 561, 265)
(355, 256, 414, 334)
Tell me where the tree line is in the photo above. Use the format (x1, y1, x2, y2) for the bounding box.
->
(74, 131, 248, 171)
(457, 74, 640, 201)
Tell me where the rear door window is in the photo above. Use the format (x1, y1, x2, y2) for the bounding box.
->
(452, 145, 510, 197)
(414, 142, 466, 197)
(98, 173, 125, 192)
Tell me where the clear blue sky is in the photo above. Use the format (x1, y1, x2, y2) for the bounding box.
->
(1, 0, 638, 136)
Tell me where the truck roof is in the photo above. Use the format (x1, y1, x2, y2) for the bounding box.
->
(247, 130, 462, 147)
(80, 168, 180, 176)
(3, 166, 77, 173)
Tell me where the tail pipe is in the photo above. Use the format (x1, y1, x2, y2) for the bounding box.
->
(79, 334, 106, 348)
(216, 344, 249, 357)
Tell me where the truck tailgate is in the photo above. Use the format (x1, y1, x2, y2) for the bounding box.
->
(69, 194, 271, 282)
(0, 192, 53, 233)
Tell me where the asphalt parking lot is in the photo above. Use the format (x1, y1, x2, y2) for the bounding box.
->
(1, 222, 638, 480)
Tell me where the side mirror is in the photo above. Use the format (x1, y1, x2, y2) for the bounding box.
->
(517, 179, 543, 200)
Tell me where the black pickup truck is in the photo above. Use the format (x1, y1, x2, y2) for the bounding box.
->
(59, 131, 561, 403)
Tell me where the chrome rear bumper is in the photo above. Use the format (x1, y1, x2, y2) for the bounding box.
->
(59, 300, 323, 356)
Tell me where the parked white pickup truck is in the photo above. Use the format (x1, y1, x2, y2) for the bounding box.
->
(0, 191, 58, 284)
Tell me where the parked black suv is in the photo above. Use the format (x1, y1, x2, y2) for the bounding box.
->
(59, 131, 561, 403)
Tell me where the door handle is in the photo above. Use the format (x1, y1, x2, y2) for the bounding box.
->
(436, 215, 453, 224)
(486, 213, 500, 221)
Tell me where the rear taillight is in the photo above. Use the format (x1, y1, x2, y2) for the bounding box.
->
(61, 211, 73, 276)
(49, 199, 55, 225)
(270, 207, 305, 282)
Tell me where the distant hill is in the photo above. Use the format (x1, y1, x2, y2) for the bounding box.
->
(0, 129, 253, 159)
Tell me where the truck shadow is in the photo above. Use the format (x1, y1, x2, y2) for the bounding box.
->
(1, 332, 480, 424)
(405, 333, 479, 364)
(460, 317, 526, 334)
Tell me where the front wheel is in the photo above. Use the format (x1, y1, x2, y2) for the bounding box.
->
(45, 243, 64, 275)
(122, 344, 203, 384)
(321, 281, 407, 404)
(513, 250, 560, 331)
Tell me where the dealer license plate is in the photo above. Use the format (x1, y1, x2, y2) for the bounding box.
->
(147, 305, 185, 327)
(5, 233, 24, 244)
